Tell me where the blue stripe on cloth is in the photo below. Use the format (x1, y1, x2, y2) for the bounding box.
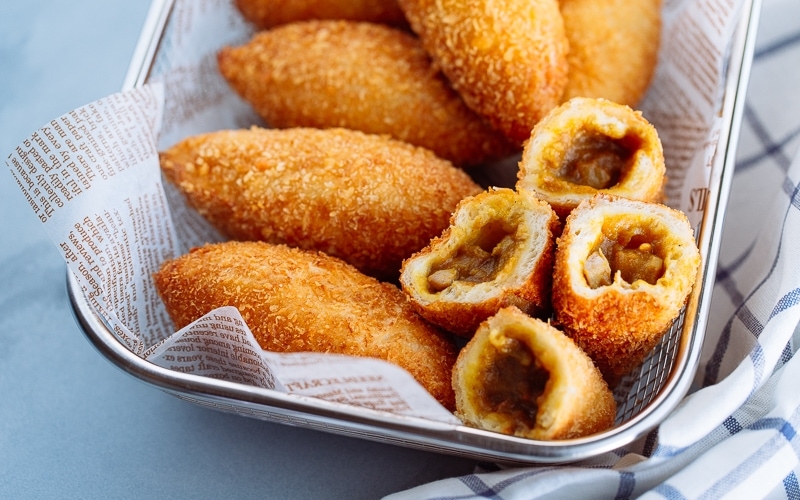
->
(650, 375, 800, 463)
(705, 413, 800, 498)
(703, 178, 800, 385)
(782, 419, 797, 441)
(789, 177, 800, 209)
(614, 472, 636, 500)
(784, 471, 800, 499)
(429, 469, 553, 500)
(749, 343, 767, 389)
(747, 287, 800, 391)
(459, 475, 502, 500)
(652, 483, 687, 500)
(724, 416, 743, 435)
(611, 447, 628, 459)
(714, 247, 754, 308)
(735, 105, 797, 173)
(774, 288, 800, 316)
(649, 443, 687, 459)
(735, 104, 792, 172)
(753, 31, 800, 60)
(654, 410, 800, 499)
(643, 428, 660, 456)
(703, 310, 754, 386)
(733, 22, 800, 173)
(737, 305, 764, 338)
(748, 417, 797, 441)
(736, 124, 800, 172)
(715, 239, 756, 288)
(781, 342, 794, 367)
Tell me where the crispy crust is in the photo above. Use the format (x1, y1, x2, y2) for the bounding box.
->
(397, 0, 569, 144)
(234, 0, 408, 28)
(217, 21, 517, 167)
(517, 97, 666, 219)
(154, 241, 458, 410)
(452, 306, 616, 440)
(559, 0, 661, 107)
(552, 194, 701, 383)
(400, 188, 559, 336)
(159, 127, 481, 281)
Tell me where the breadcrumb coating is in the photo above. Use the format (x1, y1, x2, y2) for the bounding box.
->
(398, 0, 569, 144)
(154, 241, 458, 409)
(234, 0, 408, 28)
(217, 21, 517, 167)
(552, 194, 701, 383)
(159, 127, 482, 281)
(559, 0, 661, 107)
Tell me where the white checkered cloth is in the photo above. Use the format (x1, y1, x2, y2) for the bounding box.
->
(386, 0, 800, 498)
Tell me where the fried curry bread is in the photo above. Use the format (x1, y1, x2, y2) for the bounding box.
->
(159, 127, 481, 280)
(154, 241, 458, 409)
(217, 21, 517, 167)
(400, 188, 559, 336)
(452, 306, 616, 440)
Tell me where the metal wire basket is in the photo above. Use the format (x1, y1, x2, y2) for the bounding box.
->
(68, 0, 762, 464)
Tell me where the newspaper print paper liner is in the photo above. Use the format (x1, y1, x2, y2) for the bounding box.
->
(32, 0, 758, 463)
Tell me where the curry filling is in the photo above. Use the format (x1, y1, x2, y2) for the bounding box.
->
(583, 227, 665, 288)
(559, 131, 640, 189)
(427, 219, 517, 293)
(480, 334, 548, 431)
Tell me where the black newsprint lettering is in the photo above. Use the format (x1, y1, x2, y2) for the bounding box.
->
(31, 131, 51, 156)
(48, 152, 62, 173)
(41, 125, 60, 149)
(67, 230, 96, 268)
(64, 138, 79, 153)
(38, 196, 54, 221)
(35, 173, 64, 208)
(51, 119, 67, 139)
(688, 187, 709, 212)
(64, 112, 83, 141)
(49, 172, 73, 202)
(82, 215, 103, 244)
(76, 154, 97, 186)
(31, 148, 49, 173)
(9, 158, 41, 215)
(73, 220, 103, 257)
(10, 156, 34, 190)
(59, 241, 78, 262)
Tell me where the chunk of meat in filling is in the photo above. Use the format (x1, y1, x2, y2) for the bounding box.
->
(427, 220, 517, 292)
(583, 234, 664, 288)
(559, 131, 640, 189)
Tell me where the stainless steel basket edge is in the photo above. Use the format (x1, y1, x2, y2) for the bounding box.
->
(121, 0, 174, 91)
(67, 0, 762, 464)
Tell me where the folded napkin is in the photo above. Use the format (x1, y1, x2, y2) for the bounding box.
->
(386, 0, 800, 498)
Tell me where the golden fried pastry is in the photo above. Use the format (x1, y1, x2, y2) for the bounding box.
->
(154, 241, 458, 409)
(397, 0, 569, 144)
(559, 0, 661, 107)
(217, 21, 517, 167)
(400, 188, 559, 337)
(234, 0, 407, 29)
(517, 97, 666, 219)
(159, 127, 481, 281)
(552, 194, 701, 384)
(452, 306, 616, 440)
